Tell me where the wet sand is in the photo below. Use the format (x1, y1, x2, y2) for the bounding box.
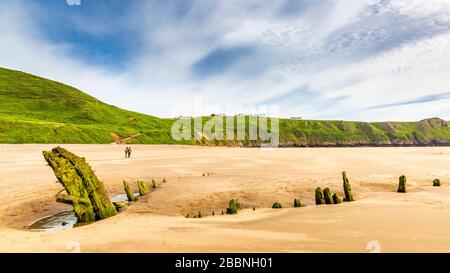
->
(0, 144, 449, 252)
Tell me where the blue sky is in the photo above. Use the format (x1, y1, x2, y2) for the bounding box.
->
(0, 0, 449, 121)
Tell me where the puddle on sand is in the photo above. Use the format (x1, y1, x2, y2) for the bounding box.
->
(27, 210, 78, 232)
(111, 192, 140, 203)
(27, 192, 140, 232)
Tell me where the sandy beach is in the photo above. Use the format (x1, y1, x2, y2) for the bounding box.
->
(0, 144, 449, 252)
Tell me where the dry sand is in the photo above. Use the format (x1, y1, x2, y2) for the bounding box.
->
(0, 144, 449, 252)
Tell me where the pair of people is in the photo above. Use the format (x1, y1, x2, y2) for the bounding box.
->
(124, 146, 133, 158)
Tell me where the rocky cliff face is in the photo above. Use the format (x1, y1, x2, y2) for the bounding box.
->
(196, 118, 450, 147)
(274, 118, 450, 147)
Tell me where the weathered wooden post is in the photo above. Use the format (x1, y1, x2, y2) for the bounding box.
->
(152, 179, 158, 189)
(123, 181, 138, 201)
(226, 199, 239, 214)
(342, 171, 354, 201)
(433, 179, 441, 187)
(324, 188, 333, 204)
(315, 187, 325, 205)
(43, 147, 117, 222)
(137, 180, 150, 196)
(398, 175, 407, 193)
(294, 198, 302, 208)
(332, 193, 342, 204)
(272, 202, 282, 209)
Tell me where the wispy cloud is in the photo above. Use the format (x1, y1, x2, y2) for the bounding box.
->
(364, 92, 450, 110)
(0, 0, 449, 121)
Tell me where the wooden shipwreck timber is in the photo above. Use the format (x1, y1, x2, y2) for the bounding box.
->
(43, 147, 117, 222)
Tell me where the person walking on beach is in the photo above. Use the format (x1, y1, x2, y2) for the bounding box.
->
(124, 147, 129, 158)
(127, 146, 132, 158)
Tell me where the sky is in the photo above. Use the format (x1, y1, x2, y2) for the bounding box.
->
(0, 0, 449, 121)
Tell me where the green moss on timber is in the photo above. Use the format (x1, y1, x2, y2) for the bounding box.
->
(332, 193, 342, 204)
(315, 187, 325, 205)
(226, 199, 239, 214)
(123, 181, 138, 201)
(433, 179, 441, 187)
(113, 201, 128, 212)
(43, 150, 96, 222)
(324, 188, 333, 204)
(272, 202, 282, 209)
(50, 147, 117, 219)
(152, 179, 158, 189)
(398, 175, 407, 193)
(294, 198, 302, 208)
(342, 171, 354, 202)
(137, 180, 150, 196)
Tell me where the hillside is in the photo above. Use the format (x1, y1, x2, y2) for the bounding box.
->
(0, 67, 179, 144)
(0, 67, 449, 146)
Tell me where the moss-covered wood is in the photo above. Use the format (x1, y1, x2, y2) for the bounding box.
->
(123, 180, 138, 201)
(342, 171, 354, 202)
(152, 179, 158, 189)
(226, 199, 239, 214)
(398, 175, 407, 193)
(137, 180, 150, 196)
(324, 188, 333, 204)
(332, 193, 342, 204)
(113, 201, 128, 211)
(294, 198, 302, 208)
(433, 179, 441, 187)
(315, 187, 325, 205)
(43, 147, 117, 222)
(272, 202, 282, 209)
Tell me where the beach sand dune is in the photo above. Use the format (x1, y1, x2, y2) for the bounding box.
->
(0, 144, 449, 252)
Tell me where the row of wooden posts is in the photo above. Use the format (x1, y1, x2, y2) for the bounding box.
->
(43, 147, 443, 222)
(122, 179, 162, 202)
(218, 172, 442, 216)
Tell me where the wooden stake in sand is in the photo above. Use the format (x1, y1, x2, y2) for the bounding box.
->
(342, 171, 354, 202)
(323, 188, 333, 204)
(398, 175, 407, 193)
(315, 187, 325, 205)
(433, 179, 441, 187)
(124, 181, 138, 202)
(332, 193, 342, 204)
(43, 146, 117, 222)
(226, 199, 240, 214)
(137, 180, 150, 196)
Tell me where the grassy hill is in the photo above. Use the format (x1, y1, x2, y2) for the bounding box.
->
(0, 67, 180, 144)
(0, 67, 449, 146)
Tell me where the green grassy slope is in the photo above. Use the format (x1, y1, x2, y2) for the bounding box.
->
(0, 67, 449, 146)
(0, 67, 183, 144)
(278, 118, 450, 146)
